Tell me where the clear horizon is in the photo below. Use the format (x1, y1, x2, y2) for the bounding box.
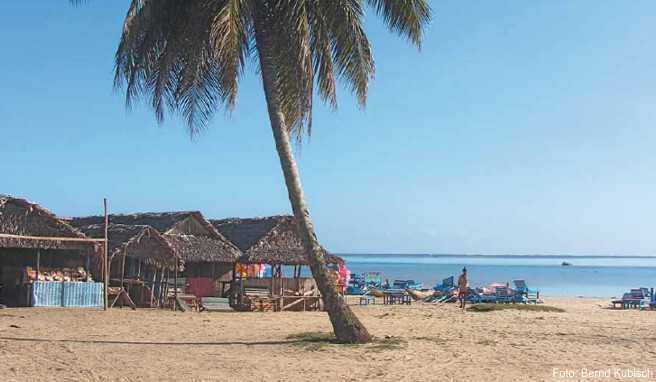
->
(2, 1, 655, 256)
(338, 253, 656, 258)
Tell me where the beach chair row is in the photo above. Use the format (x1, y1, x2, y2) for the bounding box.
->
(433, 278, 541, 305)
(611, 288, 655, 310)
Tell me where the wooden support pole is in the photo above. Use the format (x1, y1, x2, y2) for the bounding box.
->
(163, 269, 170, 306)
(150, 269, 157, 307)
(159, 268, 166, 307)
(120, 251, 126, 285)
(279, 265, 283, 296)
(36, 249, 41, 281)
(103, 198, 109, 311)
(270, 264, 274, 297)
(174, 258, 179, 310)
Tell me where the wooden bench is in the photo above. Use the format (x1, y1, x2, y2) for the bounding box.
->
(359, 295, 375, 305)
(168, 293, 200, 312)
(383, 290, 411, 305)
(280, 295, 321, 311)
(244, 287, 271, 297)
(200, 297, 233, 312)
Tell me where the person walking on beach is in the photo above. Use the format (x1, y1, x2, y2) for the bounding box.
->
(457, 267, 469, 310)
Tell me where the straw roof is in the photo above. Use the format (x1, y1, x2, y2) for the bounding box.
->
(70, 211, 223, 239)
(0, 195, 97, 251)
(78, 223, 177, 269)
(211, 215, 343, 265)
(165, 234, 241, 263)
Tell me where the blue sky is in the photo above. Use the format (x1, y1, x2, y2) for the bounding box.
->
(1, 1, 655, 255)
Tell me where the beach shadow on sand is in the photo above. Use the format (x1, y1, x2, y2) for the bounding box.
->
(0, 336, 300, 347)
(0, 333, 405, 351)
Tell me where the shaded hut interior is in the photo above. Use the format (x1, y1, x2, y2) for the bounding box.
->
(165, 234, 241, 297)
(0, 196, 101, 307)
(71, 211, 241, 299)
(212, 216, 344, 311)
(76, 223, 178, 307)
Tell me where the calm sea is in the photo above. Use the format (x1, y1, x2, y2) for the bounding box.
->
(338, 254, 656, 298)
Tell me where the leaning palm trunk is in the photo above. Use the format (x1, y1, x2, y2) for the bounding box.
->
(85, 0, 430, 346)
(254, 18, 372, 344)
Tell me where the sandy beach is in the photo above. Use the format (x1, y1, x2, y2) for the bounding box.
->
(1, 297, 655, 381)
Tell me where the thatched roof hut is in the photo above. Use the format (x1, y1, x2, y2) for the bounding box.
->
(71, 211, 240, 266)
(211, 215, 343, 265)
(165, 234, 241, 264)
(70, 211, 223, 240)
(0, 195, 100, 251)
(78, 224, 177, 269)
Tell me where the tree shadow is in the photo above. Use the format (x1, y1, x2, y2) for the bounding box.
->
(0, 336, 299, 347)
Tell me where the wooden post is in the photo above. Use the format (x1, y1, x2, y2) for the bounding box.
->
(279, 265, 283, 296)
(120, 254, 126, 288)
(174, 258, 179, 310)
(163, 269, 170, 307)
(103, 198, 109, 311)
(270, 264, 275, 297)
(159, 269, 166, 307)
(150, 269, 157, 307)
(35, 249, 41, 281)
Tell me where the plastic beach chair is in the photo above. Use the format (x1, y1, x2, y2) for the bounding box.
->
(434, 276, 455, 292)
(513, 280, 539, 304)
(612, 289, 650, 309)
(495, 286, 513, 303)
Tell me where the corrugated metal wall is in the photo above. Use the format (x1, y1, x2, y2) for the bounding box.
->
(62, 282, 103, 308)
(32, 281, 63, 307)
(31, 281, 102, 308)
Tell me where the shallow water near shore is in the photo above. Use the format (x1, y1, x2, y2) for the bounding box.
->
(339, 254, 656, 297)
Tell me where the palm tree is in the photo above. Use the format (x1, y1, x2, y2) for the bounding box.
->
(76, 0, 430, 343)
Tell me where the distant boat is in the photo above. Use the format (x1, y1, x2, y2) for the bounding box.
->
(561, 261, 572, 266)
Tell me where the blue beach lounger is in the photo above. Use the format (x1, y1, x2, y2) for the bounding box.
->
(495, 286, 514, 303)
(434, 276, 455, 292)
(513, 280, 539, 304)
(612, 289, 650, 309)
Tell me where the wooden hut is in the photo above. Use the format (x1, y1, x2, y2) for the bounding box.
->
(76, 223, 178, 308)
(0, 195, 103, 307)
(71, 211, 220, 237)
(211, 216, 344, 312)
(71, 211, 240, 298)
(164, 234, 240, 297)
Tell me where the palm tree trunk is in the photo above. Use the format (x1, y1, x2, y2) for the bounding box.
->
(254, 14, 371, 344)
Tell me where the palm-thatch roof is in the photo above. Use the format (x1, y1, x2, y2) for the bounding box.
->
(70, 211, 223, 239)
(71, 211, 240, 265)
(165, 234, 241, 263)
(78, 223, 177, 269)
(211, 215, 343, 265)
(0, 195, 99, 251)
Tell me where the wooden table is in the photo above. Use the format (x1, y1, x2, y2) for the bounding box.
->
(168, 294, 200, 312)
(383, 290, 412, 305)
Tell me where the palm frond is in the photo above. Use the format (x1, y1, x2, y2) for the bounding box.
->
(316, 0, 374, 107)
(366, 0, 431, 48)
(78, 0, 430, 139)
(114, 0, 253, 135)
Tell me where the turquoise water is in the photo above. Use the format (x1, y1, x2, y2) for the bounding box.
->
(339, 254, 656, 298)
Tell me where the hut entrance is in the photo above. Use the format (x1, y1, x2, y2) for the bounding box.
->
(230, 263, 322, 312)
(0, 247, 98, 307)
(0, 196, 105, 309)
(74, 224, 179, 309)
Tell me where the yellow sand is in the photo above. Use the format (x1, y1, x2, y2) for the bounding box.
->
(1, 297, 655, 381)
